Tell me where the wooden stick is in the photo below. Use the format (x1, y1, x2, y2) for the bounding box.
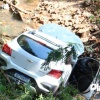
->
(0, 67, 12, 85)
(5, 0, 30, 14)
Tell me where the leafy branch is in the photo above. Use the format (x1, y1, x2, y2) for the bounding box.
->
(42, 43, 80, 68)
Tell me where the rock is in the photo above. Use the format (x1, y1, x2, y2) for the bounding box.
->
(73, 24, 79, 29)
(0, 22, 3, 25)
(66, 15, 72, 20)
(74, 24, 89, 29)
(74, 15, 80, 24)
(77, 28, 90, 34)
(82, 11, 92, 17)
(81, 37, 89, 42)
(38, 17, 48, 24)
(76, 94, 86, 100)
(68, 22, 73, 26)
(48, 9, 56, 14)
(57, 16, 63, 21)
(0, 38, 4, 44)
(52, 20, 59, 24)
(94, 25, 99, 31)
(89, 36, 97, 42)
(97, 23, 100, 29)
(73, 29, 78, 33)
(63, 21, 68, 27)
(66, 26, 72, 31)
(83, 0, 91, 6)
(76, 9, 82, 15)
(12, 0, 20, 5)
(90, 25, 100, 31)
(1, 4, 9, 10)
(49, 18, 55, 21)
(24, 27, 32, 31)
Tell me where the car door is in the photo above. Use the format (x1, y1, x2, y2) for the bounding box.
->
(68, 57, 100, 99)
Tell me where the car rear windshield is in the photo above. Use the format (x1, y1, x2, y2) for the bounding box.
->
(17, 35, 53, 59)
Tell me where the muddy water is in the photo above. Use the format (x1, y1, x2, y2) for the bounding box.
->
(0, 9, 27, 37)
(0, 0, 39, 37)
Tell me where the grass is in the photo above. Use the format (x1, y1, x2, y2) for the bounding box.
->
(0, 70, 81, 100)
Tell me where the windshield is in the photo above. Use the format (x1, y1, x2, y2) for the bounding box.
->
(17, 35, 53, 59)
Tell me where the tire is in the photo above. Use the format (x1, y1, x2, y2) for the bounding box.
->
(0, 58, 7, 67)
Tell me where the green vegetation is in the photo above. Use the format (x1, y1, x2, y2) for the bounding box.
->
(0, 41, 81, 100)
(42, 43, 79, 70)
(0, 72, 34, 100)
(0, 71, 81, 100)
(57, 85, 80, 100)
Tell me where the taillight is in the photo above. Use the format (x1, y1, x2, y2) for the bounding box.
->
(2, 44, 12, 56)
(48, 70, 63, 79)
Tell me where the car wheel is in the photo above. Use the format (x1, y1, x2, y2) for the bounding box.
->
(30, 79, 39, 93)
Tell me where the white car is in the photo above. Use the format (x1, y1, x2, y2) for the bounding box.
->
(0, 24, 84, 94)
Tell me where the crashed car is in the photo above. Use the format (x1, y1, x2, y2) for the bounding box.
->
(0, 23, 84, 92)
(0, 23, 99, 99)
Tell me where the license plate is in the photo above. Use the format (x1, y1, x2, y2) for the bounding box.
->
(14, 72, 30, 83)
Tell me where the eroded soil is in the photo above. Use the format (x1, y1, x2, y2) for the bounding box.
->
(0, 0, 100, 60)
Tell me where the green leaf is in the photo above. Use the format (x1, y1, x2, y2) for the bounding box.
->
(0, 84, 6, 93)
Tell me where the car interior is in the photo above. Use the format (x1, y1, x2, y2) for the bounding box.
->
(68, 57, 99, 92)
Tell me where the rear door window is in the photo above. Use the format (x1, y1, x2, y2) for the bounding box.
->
(17, 35, 53, 59)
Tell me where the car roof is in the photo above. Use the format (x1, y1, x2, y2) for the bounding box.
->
(39, 23, 84, 56)
(39, 23, 81, 43)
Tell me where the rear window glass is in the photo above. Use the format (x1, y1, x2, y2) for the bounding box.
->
(17, 35, 53, 59)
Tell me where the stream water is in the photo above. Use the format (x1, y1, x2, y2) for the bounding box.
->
(0, 9, 27, 37)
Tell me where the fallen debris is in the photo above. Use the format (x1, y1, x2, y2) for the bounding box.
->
(1, 3, 9, 9)
(5, 0, 30, 14)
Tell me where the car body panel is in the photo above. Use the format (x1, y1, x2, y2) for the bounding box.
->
(68, 57, 100, 99)
(8, 30, 67, 75)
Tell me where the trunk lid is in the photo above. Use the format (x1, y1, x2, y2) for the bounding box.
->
(9, 34, 57, 75)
